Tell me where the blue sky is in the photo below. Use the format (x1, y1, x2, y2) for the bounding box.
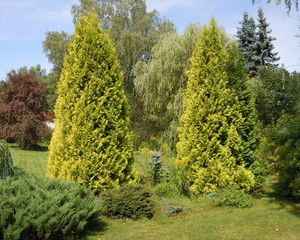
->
(0, 0, 299, 81)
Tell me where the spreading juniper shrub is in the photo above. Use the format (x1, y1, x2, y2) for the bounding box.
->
(0, 170, 101, 240)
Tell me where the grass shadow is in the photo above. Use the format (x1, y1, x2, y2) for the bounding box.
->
(28, 145, 49, 152)
(8, 143, 48, 152)
(265, 180, 300, 218)
(79, 217, 109, 239)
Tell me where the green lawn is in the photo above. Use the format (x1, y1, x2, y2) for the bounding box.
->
(9, 144, 48, 177)
(8, 146, 300, 240)
(87, 196, 300, 240)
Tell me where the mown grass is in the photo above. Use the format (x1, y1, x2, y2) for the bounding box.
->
(9, 144, 48, 177)
(8, 146, 300, 240)
(86, 186, 300, 240)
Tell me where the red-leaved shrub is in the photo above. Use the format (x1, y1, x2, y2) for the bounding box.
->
(0, 73, 48, 149)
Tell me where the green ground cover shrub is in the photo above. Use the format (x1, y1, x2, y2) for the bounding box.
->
(154, 182, 180, 198)
(0, 170, 101, 240)
(211, 185, 254, 208)
(101, 184, 157, 220)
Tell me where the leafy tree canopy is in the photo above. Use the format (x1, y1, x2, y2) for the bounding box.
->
(133, 23, 202, 150)
(252, 0, 298, 13)
(0, 72, 47, 149)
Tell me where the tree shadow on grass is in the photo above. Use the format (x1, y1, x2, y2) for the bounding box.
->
(79, 217, 109, 239)
(265, 181, 300, 218)
(28, 145, 49, 152)
(9, 143, 48, 152)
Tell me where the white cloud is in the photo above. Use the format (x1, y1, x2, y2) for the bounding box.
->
(146, 0, 199, 13)
(0, 0, 75, 23)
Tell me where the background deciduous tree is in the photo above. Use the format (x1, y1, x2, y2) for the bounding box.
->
(133, 24, 202, 150)
(42, 32, 71, 112)
(0, 73, 47, 149)
(249, 66, 298, 125)
(252, 0, 299, 12)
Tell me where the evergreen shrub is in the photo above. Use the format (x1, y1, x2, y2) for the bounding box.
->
(101, 184, 157, 220)
(0, 170, 101, 240)
(47, 12, 136, 193)
(0, 141, 14, 179)
(211, 185, 254, 208)
(176, 19, 255, 196)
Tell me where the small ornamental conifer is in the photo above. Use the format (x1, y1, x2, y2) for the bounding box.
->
(176, 19, 255, 196)
(47, 12, 136, 193)
(0, 140, 14, 179)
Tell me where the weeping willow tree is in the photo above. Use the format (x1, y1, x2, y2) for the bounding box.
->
(133, 24, 202, 151)
(47, 12, 136, 193)
(176, 19, 255, 196)
(252, 0, 298, 13)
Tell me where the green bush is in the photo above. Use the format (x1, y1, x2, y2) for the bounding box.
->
(101, 184, 157, 220)
(0, 140, 14, 179)
(211, 185, 254, 208)
(154, 182, 180, 198)
(0, 170, 101, 240)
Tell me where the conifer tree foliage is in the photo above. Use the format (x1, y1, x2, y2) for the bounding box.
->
(0, 140, 14, 179)
(237, 12, 258, 77)
(0, 73, 47, 149)
(255, 8, 280, 67)
(226, 42, 260, 169)
(237, 9, 279, 76)
(176, 19, 255, 196)
(47, 12, 136, 193)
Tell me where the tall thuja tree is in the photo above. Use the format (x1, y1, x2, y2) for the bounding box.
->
(237, 12, 258, 77)
(133, 24, 202, 151)
(226, 42, 263, 180)
(255, 8, 280, 67)
(47, 12, 136, 193)
(176, 19, 254, 196)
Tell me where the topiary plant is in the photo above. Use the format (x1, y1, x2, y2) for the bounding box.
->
(0, 140, 14, 179)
